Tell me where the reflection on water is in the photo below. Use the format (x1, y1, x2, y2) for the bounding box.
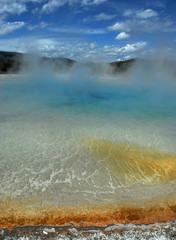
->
(0, 63, 176, 226)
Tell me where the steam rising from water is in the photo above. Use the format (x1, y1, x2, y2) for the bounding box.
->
(0, 57, 176, 206)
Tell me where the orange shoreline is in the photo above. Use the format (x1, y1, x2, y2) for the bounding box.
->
(1, 195, 176, 229)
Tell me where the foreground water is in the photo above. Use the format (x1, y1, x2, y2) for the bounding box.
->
(0, 63, 176, 230)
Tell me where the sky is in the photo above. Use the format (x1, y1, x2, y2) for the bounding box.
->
(0, 0, 176, 62)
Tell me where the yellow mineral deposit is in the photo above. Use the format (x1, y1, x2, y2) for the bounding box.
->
(1, 137, 176, 229)
(81, 137, 176, 185)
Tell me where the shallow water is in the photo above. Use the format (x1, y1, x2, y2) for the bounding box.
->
(0, 66, 176, 226)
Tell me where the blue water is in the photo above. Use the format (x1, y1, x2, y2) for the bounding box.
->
(1, 68, 175, 116)
(0, 61, 176, 203)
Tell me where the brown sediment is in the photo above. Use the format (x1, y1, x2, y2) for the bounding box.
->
(1, 137, 176, 229)
(81, 137, 176, 184)
(0, 194, 176, 229)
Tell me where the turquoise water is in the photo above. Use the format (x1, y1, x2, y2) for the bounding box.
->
(0, 62, 176, 203)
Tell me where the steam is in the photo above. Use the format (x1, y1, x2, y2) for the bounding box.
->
(0, 53, 176, 205)
(0, 53, 176, 116)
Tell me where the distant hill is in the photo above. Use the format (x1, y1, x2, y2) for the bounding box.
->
(0, 51, 22, 73)
(0, 51, 75, 73)
(0, 51, 137, 74)
(109, 59, 136, 73)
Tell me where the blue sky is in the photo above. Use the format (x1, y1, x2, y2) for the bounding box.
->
(0, 0, 176, 61)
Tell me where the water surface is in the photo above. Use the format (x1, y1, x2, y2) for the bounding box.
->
(0, 63, 176, 226)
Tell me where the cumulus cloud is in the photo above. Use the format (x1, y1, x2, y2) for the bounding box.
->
(41, 0, 67, 13)
(0, 0, 47, 16)
(95, 12, 116, 21)
(0, 1, 27, 35)
(108, 22, 128, 31)
(103, 41, 147, 55)
(90, 42, 97, 49)
(102, 42, 147, 61)
(108, 17, 175, 33)
(17, 38, 101, 61)
(0, 36, 148, 61)
(0, 0, 26, 15)
(0, 21, 25, 35)
(123, 9, 133, 17)
(123, 8, 158, 19)
(115, 32, 130, 40)
(41, 0, 107, 13)
(136, 9, 158, 18)
(120, 42, 147, 53)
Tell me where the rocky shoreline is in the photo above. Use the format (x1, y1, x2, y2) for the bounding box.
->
(0, 221, 176, 240)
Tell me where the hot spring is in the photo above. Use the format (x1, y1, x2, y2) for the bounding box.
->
(0, 59, 176, 227)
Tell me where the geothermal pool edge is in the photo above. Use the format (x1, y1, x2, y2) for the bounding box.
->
(1, 221, 176, 240)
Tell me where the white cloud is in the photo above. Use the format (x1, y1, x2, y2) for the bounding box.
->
(0, 0, 46, 16)
(90, 42, 97, 49)
(115, 32, 130, 40)
(123, 9, 133, 16)
(103, 42, 147, 58)
(136, 18, 175, 32)
(22, 0, 44, 2)
(124, 55, 132, 60)
(0, 1, 26, 35)
(0, 38, 20, 52)
(27, 21, 48, 31)
(108, 17, 175, 33)
(41, 0, 107, 13)
(91, 0, 107, 4)
(0, 0, 26, 15)
(95, 12, 116, 21)
(0, 36, 148, 61)
(108, 22, 128, 31)
(19, 38, 101, 61)
(48, 26, 105, 34)
(136, 9, 158, 19)
(0, 21, 25, 35)
(82, 0, 107, 5)
(120, 42, 147, 53)
(41, 0, 67, 13)
(123, 9, 158, 19)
